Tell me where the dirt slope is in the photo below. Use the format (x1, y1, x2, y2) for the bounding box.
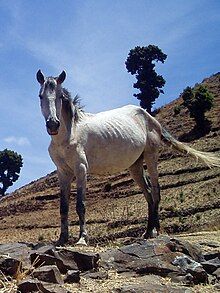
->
(0, 73, 219, 245)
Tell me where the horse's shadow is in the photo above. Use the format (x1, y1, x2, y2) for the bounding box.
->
(179, 119, 212, 142)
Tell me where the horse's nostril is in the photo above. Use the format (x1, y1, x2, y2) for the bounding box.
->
(46, 119, 60, 130)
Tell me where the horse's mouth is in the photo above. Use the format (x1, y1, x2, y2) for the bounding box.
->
(47, 128, 59, 136)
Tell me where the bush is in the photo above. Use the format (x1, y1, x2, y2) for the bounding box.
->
(182, 85, 214, 128)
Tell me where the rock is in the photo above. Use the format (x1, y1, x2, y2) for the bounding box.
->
(203, 250, 220, 261)
(64, 270, 80, 283)
(18, 278, 46, 293)
(56, 249, 99, 271)
(30, 252, 77, 274)
(170, 238, 204, 262)
(18, 278, 67, 293)
(213, 267, 220, 280)
(172, 255, 208, 284)
(33, 265, 64, 284)
(0, 257, 21, 277)
(201, 257, 220, 274)
(70, 250, 99, 271)
(0, 242, 31, 267)
(82, 270, 108, 280)
(129, 252, 180, 276)
(170, 273, 194, 285)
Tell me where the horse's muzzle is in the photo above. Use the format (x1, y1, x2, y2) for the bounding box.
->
(46, 118, 60, 135)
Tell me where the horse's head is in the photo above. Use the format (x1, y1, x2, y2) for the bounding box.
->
(36, 70, 66, 135)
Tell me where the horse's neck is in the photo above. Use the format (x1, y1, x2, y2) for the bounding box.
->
(51, 115, 72, 145)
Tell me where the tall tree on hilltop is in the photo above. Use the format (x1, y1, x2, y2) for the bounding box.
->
(0, 149, 23, 196)
(125, 45, 167, 114)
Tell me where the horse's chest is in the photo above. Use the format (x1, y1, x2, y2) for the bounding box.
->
(50, 143, 76, 170)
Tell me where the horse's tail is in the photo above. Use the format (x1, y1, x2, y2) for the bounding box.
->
(161, 128, 220, 168)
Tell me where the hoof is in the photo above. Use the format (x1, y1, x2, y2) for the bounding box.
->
(75, 237, 87, 246)
(143, 228, 158, 239)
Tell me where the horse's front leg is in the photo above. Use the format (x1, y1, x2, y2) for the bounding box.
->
(75, 162, 88, 246)
(57, 171, 72, 246)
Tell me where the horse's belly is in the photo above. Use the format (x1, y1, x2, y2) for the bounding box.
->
(87, 144, 144, 175)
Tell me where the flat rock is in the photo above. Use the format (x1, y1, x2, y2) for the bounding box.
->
(33, 265, 64, 284)
(113, 274, 192, 293)
(203, 250, 220, 261)
(201, 257, 220, 274)
(0, 242, 32, 267)
(18, 278, 67, 293)
(82, 270, 108, 280)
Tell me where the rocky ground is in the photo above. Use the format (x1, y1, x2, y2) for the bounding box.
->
(0, 234, 220, 292)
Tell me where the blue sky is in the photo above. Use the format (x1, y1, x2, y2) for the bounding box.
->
(0, 0, 219, 193)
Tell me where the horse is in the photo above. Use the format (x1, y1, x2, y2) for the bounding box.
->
(36, 70, 220, 246)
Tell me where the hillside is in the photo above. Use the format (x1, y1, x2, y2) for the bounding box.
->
(0, 72, 219, 247)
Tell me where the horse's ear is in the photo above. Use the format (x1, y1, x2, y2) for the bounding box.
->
(36, 70, 45, 84)
(56, 71, 66, 84)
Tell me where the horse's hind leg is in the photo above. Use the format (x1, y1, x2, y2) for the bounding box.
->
(143, 150, 160, 238)
(129, 154, 155, 236)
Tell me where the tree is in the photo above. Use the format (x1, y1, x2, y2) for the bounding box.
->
(125, 45, 167, 114)
(0, 149, 23, 196)
(182, 85, 214, 129)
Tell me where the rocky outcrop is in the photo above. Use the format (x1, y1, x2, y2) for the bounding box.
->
(0, 236, 219, 292)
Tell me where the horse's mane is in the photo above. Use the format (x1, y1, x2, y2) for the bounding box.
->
(61, 88, 84, 123)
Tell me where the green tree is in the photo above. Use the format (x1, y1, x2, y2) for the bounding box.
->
(0, 149, 23, 196)
(125, 45, 167, 114)
(182, 85, 214, 128)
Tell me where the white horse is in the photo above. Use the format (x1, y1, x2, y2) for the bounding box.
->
(36, 70, 220, 245)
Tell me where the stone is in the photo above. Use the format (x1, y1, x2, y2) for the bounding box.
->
(0, 242, 32, 267)
(201, 257, 220, 274)
(114, 283, 191, 293)
(170, 273, 194, 285)
(64, 270, 80, 283)
(56, 249, 99, 272)
(203, 250, 220, 261)
(18, 278, 47, 293)
(213, 267, 220, 280)
(172, 255, 208, 284)
(0, 257, 21, 277)
(18, 278, 68, 293)
(82, 270, 108, 280)
(30, 252, 77, 274)
(33, 265, 64, 284)
(170, 238, 204, 262)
